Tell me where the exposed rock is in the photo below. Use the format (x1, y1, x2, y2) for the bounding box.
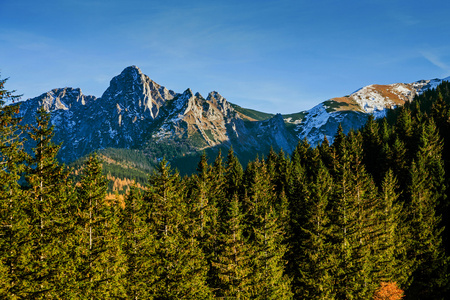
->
(15, 66, 449, 165)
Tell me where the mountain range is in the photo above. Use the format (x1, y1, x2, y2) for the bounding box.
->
(16, 65, 450, 175)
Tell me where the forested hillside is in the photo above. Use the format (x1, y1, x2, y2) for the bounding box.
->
(1, 74, 450, 299)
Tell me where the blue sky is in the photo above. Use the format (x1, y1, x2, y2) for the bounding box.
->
(1, 0, 450, 114)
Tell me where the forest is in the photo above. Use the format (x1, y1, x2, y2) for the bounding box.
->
(1, 74, 450, 299)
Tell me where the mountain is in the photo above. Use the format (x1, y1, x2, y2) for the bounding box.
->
(15, 66, 450, 175)
(282, 78, 449, 146)
(17, 66, 297, 174)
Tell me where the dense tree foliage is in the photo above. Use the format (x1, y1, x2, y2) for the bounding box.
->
(2, 74, 450, 299)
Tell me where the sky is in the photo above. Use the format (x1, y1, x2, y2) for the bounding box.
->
(1, 0, 450, 114)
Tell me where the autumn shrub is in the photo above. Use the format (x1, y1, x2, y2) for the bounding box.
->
(373, 282, 404, 300)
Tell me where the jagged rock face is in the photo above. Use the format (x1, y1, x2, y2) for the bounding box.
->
(222, 113, 297, 154)
(19, 87, 97, 113)
(17, 66, 297, 163)
(101, 66, 175, 119)
(16, 66, 450, 164)
(18, 66, 178, 162)
(152, 89, 244, 148)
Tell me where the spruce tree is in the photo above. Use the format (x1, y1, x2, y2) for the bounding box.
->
(120, 186, 156, 299)
(191, 152, 221, 291)
(375, 170, 412, 287)
(405, 120, 448, 299)
(286, 140, 310, 296)
(297, 158, 335, 300)
(73, 153, 126, 298)
(245, 159, 292, 299)
(213, 194, 253, 299)
(24, 106, 74, 298)
(144, 159, 212, 299)
(225, 146, 244, 200)
(0, 75, 29, 299)
(362, 115, 384, 186)
(330, 131, 380, 299)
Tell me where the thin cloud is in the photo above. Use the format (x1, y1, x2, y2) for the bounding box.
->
(420, 50, 450, 72)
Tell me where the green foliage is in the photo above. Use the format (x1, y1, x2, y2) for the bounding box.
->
(323, 99, 351, 112)
(73, 153, 126, 298)
(119, 186, 157, 299)
(22, 106, 75, 298)
(4, 75, 450, 298)
(144, 160, 212, 298)
(0, 75, 29, 299)
(230, 103, 275, 121)
(213, 194, 253, 299)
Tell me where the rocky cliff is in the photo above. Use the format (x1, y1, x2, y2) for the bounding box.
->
(16, 66, 450, 170)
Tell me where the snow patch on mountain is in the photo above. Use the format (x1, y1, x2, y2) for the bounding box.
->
(15, 65, 450, 164)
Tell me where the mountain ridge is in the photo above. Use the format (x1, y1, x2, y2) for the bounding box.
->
(15, 65, 450, 174)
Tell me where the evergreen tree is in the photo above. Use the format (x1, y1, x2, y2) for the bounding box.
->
(210, 150, 226, 218)
(23, 106, 74, 298)
(387, 136, 409, 195)
(318, 136, 333, 170)
(286, 140, 310, 295)
(266, 148, 290, 197)
(405, 120, 448, 299)
(395, 107, 416, 162)
(213, 194, 253, 299)
(145, 159, 212, 299)
(297, 159, 335, 299)
(191, 152, 221, 291)
(224, 146, 244, 200)
(73, 153, 126, 299)
(330, 131, 380, 299)
(120, 186, 156, 299)
(362, 115, 384, 186)
(0, 75, 29, 299)
(375, 170, 412, 287)
(245, 159, 292, 299)
(191, 152, 214, 239)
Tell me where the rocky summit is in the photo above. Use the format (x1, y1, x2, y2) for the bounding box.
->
(15, 66, 450, 171)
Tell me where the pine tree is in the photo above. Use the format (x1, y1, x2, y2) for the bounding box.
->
(374, 170, 412, 288)
(266, 148, 290, 197)
(395, 107, 416, 163)
(286, 140, 310, 296)
(330, 131, 380, 299)
(245, 159, 293, 299)
(120, 186, 156, 299)
(362, 115, 384, 186)
(405, 120, 448, 299)
(23, 106, 74, 298)
(297, 159, 335, 299)
(0, 75, 29, 299)
(190, 152, 221, 291)
(145, 159, 212, 299)
(213, 194, 253, 299)
(387, 137, 409, 195)
(73, 153, 126, 298)
(225, 146, 244, 200)
(210, 150, 226, 217)
(191, 152, 214, 240)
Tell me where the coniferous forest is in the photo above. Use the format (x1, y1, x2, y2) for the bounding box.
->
(2, 74, 450, 299)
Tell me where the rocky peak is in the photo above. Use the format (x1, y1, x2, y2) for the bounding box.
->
(100, 66, 176, 119)
(171, 89, 195, 114)
(270, 113, 285, 127)
(195, 92, 204, 99)
(207, 91, 225, 106)
(34, 87, 96, 111)
(206, 91, 236, 119)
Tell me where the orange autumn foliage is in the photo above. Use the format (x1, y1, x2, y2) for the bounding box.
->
(373, 282, 404, 300)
